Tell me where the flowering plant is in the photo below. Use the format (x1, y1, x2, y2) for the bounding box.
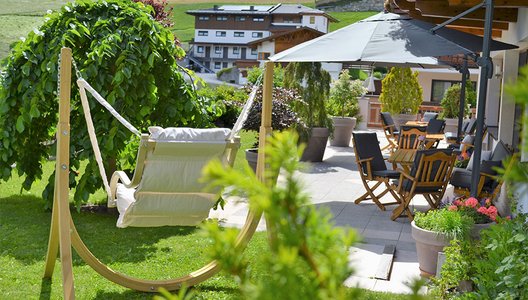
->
(447, 197, 499, 223)
(454, 150, 470, 168)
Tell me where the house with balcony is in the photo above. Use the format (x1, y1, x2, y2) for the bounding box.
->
(186, 3, 337, 73)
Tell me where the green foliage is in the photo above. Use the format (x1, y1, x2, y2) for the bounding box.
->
(373, 71, 383, 79)
(379, 67, 423, 115)
(284, 62, 332, 134)
(505, 65, 528, 154)
(197, 84, 248, 127)
(414, 209, 474, 240)
(246, 64, 285, 87)
(348, 68, 368, 80)
(430, 239, 477, 299)
(459, 215, 528, 300)
(439, 83, 473, 119)
(0, 0, 212, 207)
(201, 131, 356, 299)
(327, 70, 365, 118)
(215, 66, 234, 79)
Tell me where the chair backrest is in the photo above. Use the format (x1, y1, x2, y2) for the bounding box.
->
(398, 126, 427, 149)
(465, 118, 477, 134)
(352, 132, 387, 175)
(422, 112, 438, 122)
(380, 112, 397, 131)
(403, 148, 455, 192)
(426, 119, 445, 134)
(123, 127, 238, 223)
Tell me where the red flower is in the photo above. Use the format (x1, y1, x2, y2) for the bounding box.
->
(448, 205, 458, 211)
(465, 197, 479, 208)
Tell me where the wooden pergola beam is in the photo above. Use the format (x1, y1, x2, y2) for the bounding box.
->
(408, 11, 509, 30)
(447, 0, 528, 7)
(412, 0, 518, 22)
(446, 25, 503, 38)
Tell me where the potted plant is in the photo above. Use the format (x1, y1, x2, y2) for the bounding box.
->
(412, 197, 498, 276)
(440, 83, 475, 133)
(243, 86, 305, 171)
(379, 67, 423, 127)
(284, 62, 332, 162)
(326, 70, 366, 147)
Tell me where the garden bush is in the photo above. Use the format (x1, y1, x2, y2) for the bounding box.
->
(0, 0, 213, 207)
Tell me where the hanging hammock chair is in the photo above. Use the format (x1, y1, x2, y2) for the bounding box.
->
(45, 48, 271, 298)
(75, 61, 259, 228)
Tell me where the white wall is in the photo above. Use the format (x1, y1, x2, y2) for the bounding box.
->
(414, 68, 479, 103)
(194, 29, 270, 44)
(301, 15, 328, 33)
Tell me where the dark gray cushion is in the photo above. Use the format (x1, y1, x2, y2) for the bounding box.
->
(372, 170, 400, 179)
(490, 140, 510, 162)
(466, 150, 491, 171)
(449, 168, 472, 189)
(352, 132, 386, 174)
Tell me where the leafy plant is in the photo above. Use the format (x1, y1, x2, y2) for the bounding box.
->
(0, 0, 211, 207)
(327, 70, 365, 118)
(201, 131, 356, 299)
(284, 62, 332, 132)
(246, 64, 284, 87)
(216, 67, 234, 79)
(439, 83, 473, 119)
(197, 84, 247, 127)
(461, 215, 528, 300)
(348, 68, 368, 80)
(447, 197, 498, 224)
(414, 209, 474, 240)
(132, 0, 174, 28)
(379, 67, 423, 115)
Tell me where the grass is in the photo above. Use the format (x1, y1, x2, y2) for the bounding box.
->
(0, 130, 411, 299)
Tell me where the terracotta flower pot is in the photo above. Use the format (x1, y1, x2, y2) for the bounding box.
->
(411, 221, 452, 276)
(245, 148, 258, 173)
(300, 127, 329, 162)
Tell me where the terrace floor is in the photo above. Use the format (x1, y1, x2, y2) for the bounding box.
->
(210, 129, 438, 294)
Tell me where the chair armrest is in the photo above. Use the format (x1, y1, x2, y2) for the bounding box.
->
(109, 171, 134, 207)
(398, 170, 415, 181)
(357, 157, 374, 163)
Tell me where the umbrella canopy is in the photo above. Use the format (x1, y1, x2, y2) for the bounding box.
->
(270, 12, 517, 66)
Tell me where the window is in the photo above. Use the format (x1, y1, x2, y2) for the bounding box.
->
(251, 49, 258, 55)
(431, 80, 477, 103)
(234, 32, 244, 37)
(216, 16, 227, 21)
(235, 16, 246, 21)
(310, 16, 315, 24)
(233, 47, 239, 54)
(214, 62, 221, 69)
(198, 31, 208, 36)
(258, 52, 270, 60)
(216, 31, 226, 37)
(283, 17, 294, 23)
(253, 17, 264, 22)
(214, 46, 221, 54)
(198, 16, 209, 21)
(223, 62, 228, 68)
(197, 46, 204, 53)
(252, 32, 263, 38)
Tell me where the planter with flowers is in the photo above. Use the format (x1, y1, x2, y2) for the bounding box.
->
(412, 197, 498, 276)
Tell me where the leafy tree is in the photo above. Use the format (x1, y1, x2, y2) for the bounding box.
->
(379, 67, 423, 115)
(0, 0, 212, 207)
(284, 62, 332, 131)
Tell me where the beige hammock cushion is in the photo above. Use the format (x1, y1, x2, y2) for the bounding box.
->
(115, 127, 231, 228)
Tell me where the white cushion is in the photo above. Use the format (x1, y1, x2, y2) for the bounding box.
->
(148, 126, 230, 141)
(466, 150, 492, 171)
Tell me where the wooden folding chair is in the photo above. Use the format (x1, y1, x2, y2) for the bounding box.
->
(391, 149, 456, 221)
(398, 126, 427, 150)
(352, 132, 400, 211)
(380, 112, 399, 152)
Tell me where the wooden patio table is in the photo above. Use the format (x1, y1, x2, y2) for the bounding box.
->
(388, 149, 416, 173)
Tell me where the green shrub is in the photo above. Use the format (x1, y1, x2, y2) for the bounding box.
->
(0, 0, 209, 207)
(216, 66, 234, 79)
(414, 209, 473, 240)
(439, 83, 473, 119)
(379, 67, 423, 115)
(201, 131, 356, 299)
(348, 68, 368, 80)
(246, 64, 284, 87)
(197, 84, 247, 128)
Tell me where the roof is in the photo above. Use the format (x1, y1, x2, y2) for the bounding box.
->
(248, 27, 324, 46)
(187, 3, 338, 22)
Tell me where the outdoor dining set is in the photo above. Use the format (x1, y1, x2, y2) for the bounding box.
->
(352, 111, 509, 221)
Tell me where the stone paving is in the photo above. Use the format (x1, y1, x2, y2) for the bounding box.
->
(210, 129, 436, 294)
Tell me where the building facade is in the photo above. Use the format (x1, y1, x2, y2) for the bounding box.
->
(186, 4, 336, 72)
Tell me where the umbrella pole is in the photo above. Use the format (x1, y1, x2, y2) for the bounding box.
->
(470, 0, 494, 197)
(456, 56, 469, 144)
